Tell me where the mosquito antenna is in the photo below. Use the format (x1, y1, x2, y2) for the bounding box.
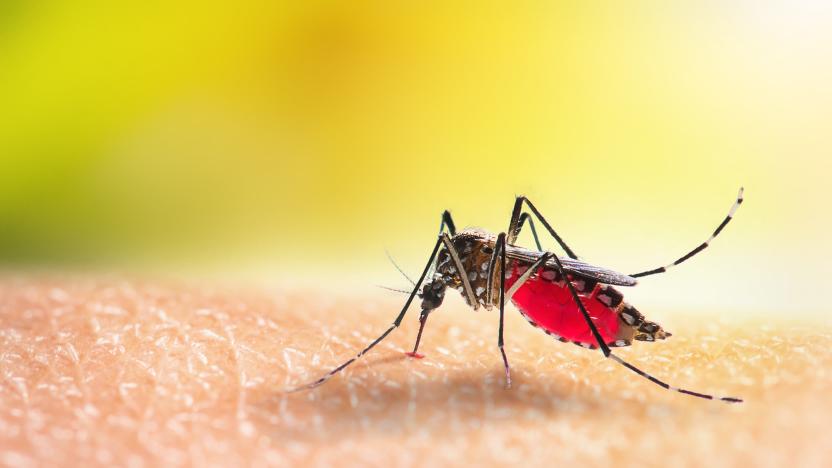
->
(376, 285, 414, 295)
(385, 249, 416, 286)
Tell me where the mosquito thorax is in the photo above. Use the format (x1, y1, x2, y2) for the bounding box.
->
(431, 228, 502, 310)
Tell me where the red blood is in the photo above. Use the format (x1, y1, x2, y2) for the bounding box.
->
(405, 352, 425, 359)
(506, 265, 620, 344)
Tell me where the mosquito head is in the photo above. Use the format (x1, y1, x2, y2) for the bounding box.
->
(420, 277, 447, 311)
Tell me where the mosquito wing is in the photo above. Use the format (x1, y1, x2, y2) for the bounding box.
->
(505, 245, 637, 287)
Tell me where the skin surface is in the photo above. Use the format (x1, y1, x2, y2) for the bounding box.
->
(1, 275, 830, 467)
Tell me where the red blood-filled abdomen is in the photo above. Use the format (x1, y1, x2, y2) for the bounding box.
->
(506, 267, 620, 345)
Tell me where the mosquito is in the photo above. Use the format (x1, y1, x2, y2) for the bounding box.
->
(287, 188, 745, 403)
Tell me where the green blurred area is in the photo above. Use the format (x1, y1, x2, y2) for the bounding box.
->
(0, 2, 292, 263)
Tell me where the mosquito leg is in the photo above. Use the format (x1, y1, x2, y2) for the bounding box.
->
(488, 235, 554, 387)
(485, 234, 501, 305)
(507, 196, 578, 259)
(485, 233, 512, 387)
(498, 233, 512, 387)
(515, 213, 543, 251)
(547, 251, 743, 403)
(285, 236, 444, 393)
(630, 187, 744, 278)
(440, 210, 457, 236)
(387, 210, 458, 291)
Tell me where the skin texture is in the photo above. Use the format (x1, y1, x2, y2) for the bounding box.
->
(1, 275, 830, 467)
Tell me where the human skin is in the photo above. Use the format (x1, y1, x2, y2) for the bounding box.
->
(0, 275, 830, 467)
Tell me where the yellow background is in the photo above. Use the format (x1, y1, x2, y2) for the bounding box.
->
(1, 2, 830, 315)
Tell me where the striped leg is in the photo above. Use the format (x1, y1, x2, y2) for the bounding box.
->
(630, 187, 744, 279)
(285, 236, 444, 393)
(547, 251, 743, 403)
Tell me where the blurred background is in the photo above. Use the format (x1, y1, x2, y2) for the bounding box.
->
(0, 2, 829, 316)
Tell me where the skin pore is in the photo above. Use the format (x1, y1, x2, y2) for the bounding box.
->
(0, 275, 829, 467)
